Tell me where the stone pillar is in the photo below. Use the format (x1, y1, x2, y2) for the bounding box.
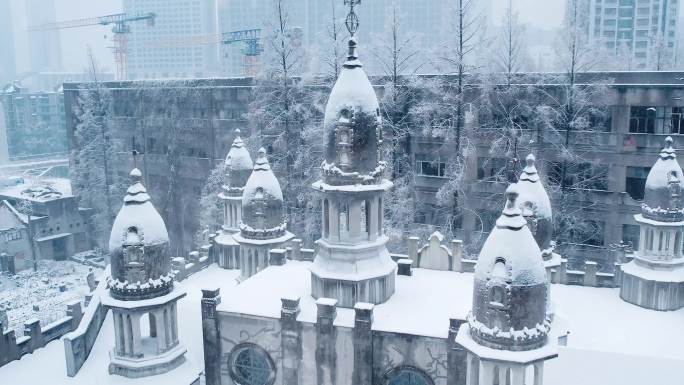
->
(23, 319, 43, 352)
(130, 313, 142, 357)
(155, 310, 166, 353)
(349, 201, 361, 240)
(408, 237, 419, 265)
(397, 259, 413, 276)
(171, 302, 179, 344)
(369, 197, 379, 240)
(352, 303, 374, 385)
(584, 261, 598, 287)
(270, 249, 287, 266)
(447, 319, 467, 385)
(451, 240, 463, 272)
(291, 239, 302, 261)
(201, 288, 222, 385)
(113, 312, 124, 356)
(281, 296, 302, 385)
(559, 259, 568, 284)
(0, 307, 8, 332)
(329, 201, 339, 241)
(316, 298, 338, 385)
(533, 363, 544, 385)
(66, 301, 83, 331)
(510, 365, 525, 385)
(123, 314, 133, 356)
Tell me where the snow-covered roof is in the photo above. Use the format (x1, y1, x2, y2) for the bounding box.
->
(0, 178, 73, 202)
(517, 153, 552, 220)
(108, 168, 169, 252)
(2, 265, 684, 385)
(323, 37, 379, 131)
(643, 137, 684, 219)
(474, 185, 547, 285)
(225, 129, 253, 172)
(242, 148, 283, 206)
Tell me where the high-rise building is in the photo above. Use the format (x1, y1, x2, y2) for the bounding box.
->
(0, 1, 16, 85)
(586, 0, 679, 69)
(25, 0, 62, 73)
(217, 0, 493, 76)
(123, 0, 219, 79)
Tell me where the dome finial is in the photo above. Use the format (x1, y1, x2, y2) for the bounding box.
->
(234, 128, 241, 138)
(665, 136, 674, 149)
(526, 153, 535, 167)
(497, 184, 527, 230)
(344, 0, 361, 37)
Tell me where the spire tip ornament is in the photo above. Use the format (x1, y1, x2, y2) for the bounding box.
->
(344, 0, 361, 36)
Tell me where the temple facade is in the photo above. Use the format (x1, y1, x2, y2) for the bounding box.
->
(620, 137, 684, 311)
(102, 168, 190, 378)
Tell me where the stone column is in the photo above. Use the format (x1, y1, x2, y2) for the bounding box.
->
(352, 303, 374, 385)
(316, 298, 338, 385)
(112, 312, 123, 356)
(130, 313, 142, 357)
(349, 200, 361, 240)
(329, 200, 339, 241)
(291, 239, 302, 261)
(281, 296, 302, 385)
(123, 313, 132, 356)
(66, 301, 83, 331)
(447, 319, 467, 385)
(24, 319, 44, 352)
(533, 363, 544, 385)
(155, 310, 166, 353)
(171, 302, 179, 344)
(478, 360, 494, 385)
(408, 237, 419, 265)
(510, 365, 525, 385)
(201, 288, 222, 385)
(584, 261, 598, 287)
(451, 240, 463, 272)
(369, 197, 379, 240)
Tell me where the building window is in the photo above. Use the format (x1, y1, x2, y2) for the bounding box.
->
(670, 107, 684, 134)
(629, 106, 658, 133)
(416, 157, 446, 178)
(3, 229, 22, 241)
(228, 344, 275, 385)
(477, 157, 507, 181)
(384, 366, 434, 385)
(625, 166, 650, 200)
(622, 224, 640, 250)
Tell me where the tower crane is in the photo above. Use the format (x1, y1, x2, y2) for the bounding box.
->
(28, 12, 156, 80)
(147, 29, 264, 77)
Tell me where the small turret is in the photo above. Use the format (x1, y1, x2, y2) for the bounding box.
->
(108, 168, 172, 301)
(516, 153, 553, 257)
(240, 148, 286, 239)
(643, 136, 684, 222)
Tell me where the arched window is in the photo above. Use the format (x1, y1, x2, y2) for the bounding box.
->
(228, 343, 276, 385)
(385, 366, 433, 385)
(489, 286, 506, 307)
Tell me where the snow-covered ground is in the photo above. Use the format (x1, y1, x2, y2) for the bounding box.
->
(0, 265, 238, 385)
(0, 260, 101, 336)
(1, 262, 683, 385)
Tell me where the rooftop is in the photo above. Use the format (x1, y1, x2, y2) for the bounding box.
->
(2, 263, 682, 384)
(0, 178, 72, 202)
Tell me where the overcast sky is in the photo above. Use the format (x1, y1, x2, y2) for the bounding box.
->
(11, 0, 680, 74)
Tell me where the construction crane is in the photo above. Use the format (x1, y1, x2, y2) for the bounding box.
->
(147, 29, 264, 77)
(28, 12, 156, 80)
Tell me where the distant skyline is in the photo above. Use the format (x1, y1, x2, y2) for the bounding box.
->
(5, 0, 683, 76)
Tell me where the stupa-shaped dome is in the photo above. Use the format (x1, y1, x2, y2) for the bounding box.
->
(224, 129, 253, 190)
(322, 37, 384, 185)
(469, 185, 549, 351)
(643, 136, 684, 222)
(240, 148, 286, 239)
(516, 154, 553, 255)
(108, 168, 172, 300)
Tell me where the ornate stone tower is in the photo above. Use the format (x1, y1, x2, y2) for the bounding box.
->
(456, 186, 557, 385)
(232, 148, 293, 281)
(310, 0, 397, 308)
(103, 168, 188, 378)
(516, 154, 553, 258)
(620, 136, 684, 311)
(215, 129, 253, 269)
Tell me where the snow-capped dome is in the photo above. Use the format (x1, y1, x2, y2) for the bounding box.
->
(240, 148, 286, 239)
(108, 168, 173, 301)
(470, 185, 549, 351)
(224, 129, 253, 190)
(643, 137, 684, 222)
(516, 154, 553, 256)
(321, 37, 385, 185)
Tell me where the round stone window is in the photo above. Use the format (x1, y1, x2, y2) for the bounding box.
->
(385, 366, 433, 385)
(228, 343, 276, 385)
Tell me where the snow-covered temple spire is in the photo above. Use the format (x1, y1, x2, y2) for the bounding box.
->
(642, 136, 684, 222)
(456, 184, 556, 385)
(224, 128, 253, 190)
(311, 0, 396, 307)
(234, 147, 293, 280)
(516, 153, 554, 258)
(103, 165, 188, 378)
(620, 136, 684, 311)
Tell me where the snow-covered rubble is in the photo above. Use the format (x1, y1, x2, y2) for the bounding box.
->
(0, 260, 102, 336)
